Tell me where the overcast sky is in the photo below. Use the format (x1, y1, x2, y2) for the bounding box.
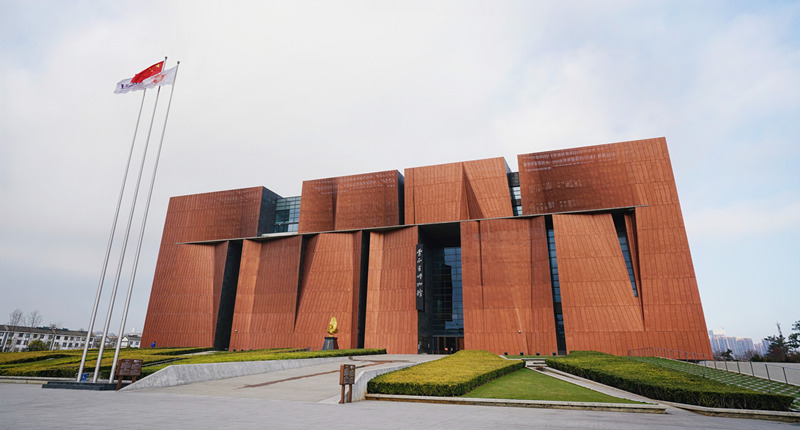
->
(1, 1, 798, 344)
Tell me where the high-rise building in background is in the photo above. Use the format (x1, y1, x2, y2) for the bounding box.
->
(142, 138, 712, 356)
(708, 329, 762, 359)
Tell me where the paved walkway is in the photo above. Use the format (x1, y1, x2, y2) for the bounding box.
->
(133, 354, 439, 402)
(1, 354, 797, 429)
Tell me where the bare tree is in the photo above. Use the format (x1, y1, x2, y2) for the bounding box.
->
(26, 310, 43, 328)
(8, 308, 23, 326)
(48, 322, 62, 349)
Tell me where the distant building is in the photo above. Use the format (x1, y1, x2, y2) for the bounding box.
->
(707, 329, 757, 359)
(754, 339, 771, 356)
(120, 333, 141, 348)
(0, 325, 94, 352)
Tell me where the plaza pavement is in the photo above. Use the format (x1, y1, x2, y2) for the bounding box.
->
(1, 354, 797, 429)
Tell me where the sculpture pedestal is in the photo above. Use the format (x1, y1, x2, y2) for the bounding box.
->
(322, 336, 339, 351)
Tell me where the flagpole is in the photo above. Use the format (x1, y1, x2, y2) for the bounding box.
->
(76, 88, 147, 382)
(92, 57, 167, 382)
(109, 61, 180, 381)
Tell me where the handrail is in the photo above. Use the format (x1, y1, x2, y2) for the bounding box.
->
(627, 346, 800, 386)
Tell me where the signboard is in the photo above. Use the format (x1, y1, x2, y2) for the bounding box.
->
(115, 358, 143, 390)
(416, 244, 424, 311)
(340, 364, 356, 403)
(117, 359, 142, 377)
(339, 364, 356, 385)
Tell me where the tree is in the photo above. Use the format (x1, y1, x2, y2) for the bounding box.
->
(788, 320, 800, 351)
(719, 349, 733, 361)
(26, 310, 43, 328)
(26, 339, 49, 352)
(8, 308, 23, 326)
(766, 323, 789, 362)
(47, 323, 61, 349)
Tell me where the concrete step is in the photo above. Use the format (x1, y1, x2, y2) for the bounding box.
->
(522, 358, 547, 369)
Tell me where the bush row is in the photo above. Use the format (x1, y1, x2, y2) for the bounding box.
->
(546, 351, 794, 411)
(368, 350, 524, 397)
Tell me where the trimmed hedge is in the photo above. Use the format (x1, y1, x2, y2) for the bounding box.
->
(368, 350, 524, 397)
(546, 351, 794, 411)
(0, 352, 72, 365)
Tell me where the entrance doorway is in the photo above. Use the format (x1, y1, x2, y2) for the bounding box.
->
(433, 336, 464, 355)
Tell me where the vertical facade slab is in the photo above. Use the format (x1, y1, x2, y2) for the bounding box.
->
(461, 218, 557, 355)
(405, 158, 512, 224)
(294, 232, 362, 349)
(528, 216, 559, 355)
(625, 140, 711, 355)
(229, 236, 302, 350)
(298, 171, 402, 233)
(554, 213, 645, 355)
(364, 227, 418, 353)
(518, 138, 711, 356)
(142, 187, 266, 348)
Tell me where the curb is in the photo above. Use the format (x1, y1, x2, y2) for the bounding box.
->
(660, 401, 800, 423)
(121, 356, 353, 391)
(365, 393, 666, 413)
(0, 376, 73, 385)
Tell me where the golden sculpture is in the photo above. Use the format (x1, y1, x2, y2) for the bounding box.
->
(326, 317, 339, 336)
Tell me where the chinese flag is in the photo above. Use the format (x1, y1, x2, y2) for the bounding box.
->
(131, 61, 164, 83)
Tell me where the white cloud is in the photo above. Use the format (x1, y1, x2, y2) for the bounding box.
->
(1, 1, 798, 341)
(686, 198, 800, 239)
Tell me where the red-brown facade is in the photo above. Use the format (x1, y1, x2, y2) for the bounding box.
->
(405, 157, 513, 224)
(298, 170, 402, 233)
(143, 138, 711, 357)
(142, 187, 268, 348)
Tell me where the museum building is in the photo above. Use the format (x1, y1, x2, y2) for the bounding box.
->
(141, 137, 712, 356)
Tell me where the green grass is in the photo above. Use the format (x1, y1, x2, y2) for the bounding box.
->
(546, 351, 794, 411)
(140, 348, 385, 375)
(628, 357, 800, 411)
(368, 350, 524, 397)
(0, 347, 211, 378)
(0, 347, 385, 379)
(463, 368, 642, 403)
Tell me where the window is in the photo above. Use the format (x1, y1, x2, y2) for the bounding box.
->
(273, 196, 301, 232)
(546, 216, 567, 355)
(613, 213, 639, 297)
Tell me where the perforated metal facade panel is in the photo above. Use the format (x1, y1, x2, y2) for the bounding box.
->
(143, 138, 710, 357)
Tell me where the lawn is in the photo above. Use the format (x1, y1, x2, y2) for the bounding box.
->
(546, 351, 795, 411)
(463, 368, 641, 403)
(0, 347, 386, 379)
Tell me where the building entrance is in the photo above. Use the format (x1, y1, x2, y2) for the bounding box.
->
(433, 336, 464, 355)
(417, 223, 463, 354)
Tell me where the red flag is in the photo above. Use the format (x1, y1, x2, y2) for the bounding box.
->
(130, 61, 165, 83)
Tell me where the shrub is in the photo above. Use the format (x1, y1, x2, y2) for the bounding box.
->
(368, 350, 524, 397)
(546, 351, 794, 411)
